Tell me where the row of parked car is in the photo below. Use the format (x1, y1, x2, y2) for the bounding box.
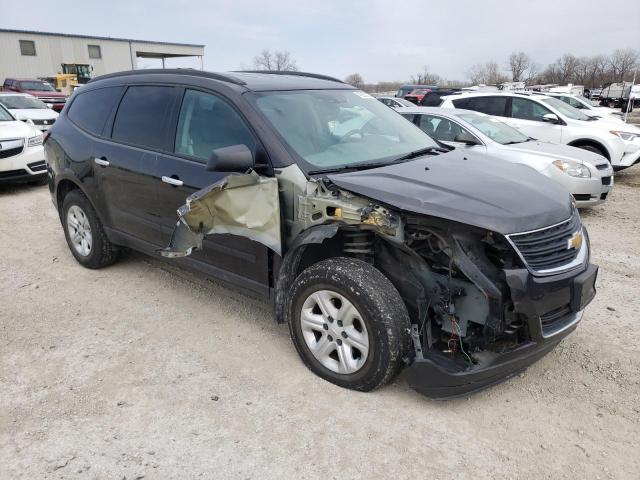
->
(0, 98, 58, 183)
(38, 69, 606, 399)
(376, 87, 640, 207)
(0, 78, 63, 183)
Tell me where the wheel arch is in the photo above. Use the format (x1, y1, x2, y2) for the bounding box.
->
(567, 138, 611, 160)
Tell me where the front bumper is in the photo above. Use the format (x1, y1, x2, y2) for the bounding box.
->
(404, 263, 598, 399)
(0, 145, 47, 183)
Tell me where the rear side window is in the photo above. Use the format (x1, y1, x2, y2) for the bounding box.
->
(456, 96, 507, 116)
(112, 86, 177, 150)
(67, 87, 122, 136)
(174, 89, 256, 162)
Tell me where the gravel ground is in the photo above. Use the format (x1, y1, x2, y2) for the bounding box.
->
(1, 167, 639, 480)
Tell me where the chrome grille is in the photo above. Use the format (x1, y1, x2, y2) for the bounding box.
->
(508, 213, 583, 273)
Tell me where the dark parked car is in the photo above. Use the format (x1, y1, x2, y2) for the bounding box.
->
(395, 84, 437, 98)
(45, 69, 597, 398)
(419, 89, 462, 106)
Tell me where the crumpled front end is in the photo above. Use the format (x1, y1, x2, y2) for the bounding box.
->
(389, 211, 598, 399)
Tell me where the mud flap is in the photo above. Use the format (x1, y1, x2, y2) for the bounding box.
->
(159, 171, 281, 258)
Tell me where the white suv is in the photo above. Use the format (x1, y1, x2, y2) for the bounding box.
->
(440, 92, 640, 170)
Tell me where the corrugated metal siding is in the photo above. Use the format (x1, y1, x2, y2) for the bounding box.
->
(0, 31, 204, 82)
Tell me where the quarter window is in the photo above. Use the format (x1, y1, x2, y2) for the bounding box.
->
(88, 45, 102, 59)
(174, 89, 256, 162)
(67, 87, 123, 136)
(511, 98, 552, 122)
(112, 86, 177, 150)
(19, 40, 36, 56)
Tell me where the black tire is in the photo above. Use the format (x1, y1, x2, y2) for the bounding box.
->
(61, 189, 118, 269)
(574, 144, 608, 160)
(287, 257, 411, 392)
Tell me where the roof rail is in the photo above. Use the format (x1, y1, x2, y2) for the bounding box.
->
(234, 70, 345, 84)
(89, 69, 246, 86)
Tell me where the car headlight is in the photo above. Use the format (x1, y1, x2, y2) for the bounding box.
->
(553, 159, 591, 178)
(610, 130, 640, 141)
(28, 134, 43, 147)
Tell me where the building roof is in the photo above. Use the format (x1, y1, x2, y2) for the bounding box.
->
(0, 28, 204, 48)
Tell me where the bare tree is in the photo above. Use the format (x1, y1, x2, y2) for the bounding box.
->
(344, 73, 365, 89)
(253, 50, 299, 71)
(410, 66, 440, 85)
(609, 48, 639, 82)
(524, 62, 540, 84)
(554, 54, 580, 84)
(468, 61, 508, 85)
(508, 52, 531, 82)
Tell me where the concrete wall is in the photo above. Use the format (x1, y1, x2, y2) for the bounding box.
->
(0, 30, 204, 82)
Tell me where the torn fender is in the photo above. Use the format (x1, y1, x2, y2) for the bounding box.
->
(159, 171, 281, 258)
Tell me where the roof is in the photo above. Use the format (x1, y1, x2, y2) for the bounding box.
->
(393, 106, 486, 118)
(90, 69, 351, 91)
(0, 28, 204, 48)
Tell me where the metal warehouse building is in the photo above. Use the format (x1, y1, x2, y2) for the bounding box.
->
(0, 29, 205, 81)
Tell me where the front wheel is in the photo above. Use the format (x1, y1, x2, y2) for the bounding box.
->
(287, 257, 411, 392)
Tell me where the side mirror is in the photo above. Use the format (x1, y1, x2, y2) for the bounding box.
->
(453, 131, 480, 145)
(542, 113, 561, 124)
(206, 144, 254, 172)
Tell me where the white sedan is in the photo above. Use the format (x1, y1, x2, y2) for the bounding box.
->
(395, 106, 614, 207)
(0, 104, 47, 183)
(0, 92, 59, 131)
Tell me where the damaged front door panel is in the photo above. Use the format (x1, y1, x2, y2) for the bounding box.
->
(159, 171, 281, 258)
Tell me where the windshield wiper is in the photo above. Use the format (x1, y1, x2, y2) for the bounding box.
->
(308, 162, 391, 175)
(393, 146, 447, 162)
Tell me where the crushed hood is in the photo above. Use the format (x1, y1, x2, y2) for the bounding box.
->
(328, 149, 573, 235)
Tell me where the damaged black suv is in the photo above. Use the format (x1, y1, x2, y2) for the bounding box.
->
(45, 69, 597, 398)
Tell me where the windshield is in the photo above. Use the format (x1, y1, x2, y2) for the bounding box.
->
(255, 89, 438, 172)
(458, 113, 530, 144)
(542, 97, 590, 121)
(0, 95, 48, 109)
(0, 104, 14, 121)
(18, 81, 56, 92)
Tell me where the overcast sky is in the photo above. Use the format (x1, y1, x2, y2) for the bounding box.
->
(2, 0, 639, 83)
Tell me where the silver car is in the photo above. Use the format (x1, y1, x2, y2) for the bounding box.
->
(395, 106, 614, 207)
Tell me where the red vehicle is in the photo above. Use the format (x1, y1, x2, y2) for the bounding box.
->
(404, 88, 433, 104)
(2, 78, 67, 112)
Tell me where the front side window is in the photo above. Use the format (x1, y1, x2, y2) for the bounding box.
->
(541, 97, 591, 121)
(458, 113, 530, 145)
(19, 40, 36, 56)
(511, 97, 552, 122)
(419, 115, 466, 141)
(174, 89, 256, 162)
(0, 95, 48, 110)
(68, 86, 122, 136)
(112, 86, 177, 150)
(88, 45, 102, 59)
(254, 89, 438, 172)
(561, 96, 585, 109)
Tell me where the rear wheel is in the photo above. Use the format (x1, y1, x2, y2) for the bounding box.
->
(61, 189, 118, 268)
(287, 257, 411, 392)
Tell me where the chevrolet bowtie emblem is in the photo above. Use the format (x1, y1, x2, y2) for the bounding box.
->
(567, 230, 583, 250)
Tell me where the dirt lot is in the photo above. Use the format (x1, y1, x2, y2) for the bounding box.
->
(1, 168, 639, 480)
